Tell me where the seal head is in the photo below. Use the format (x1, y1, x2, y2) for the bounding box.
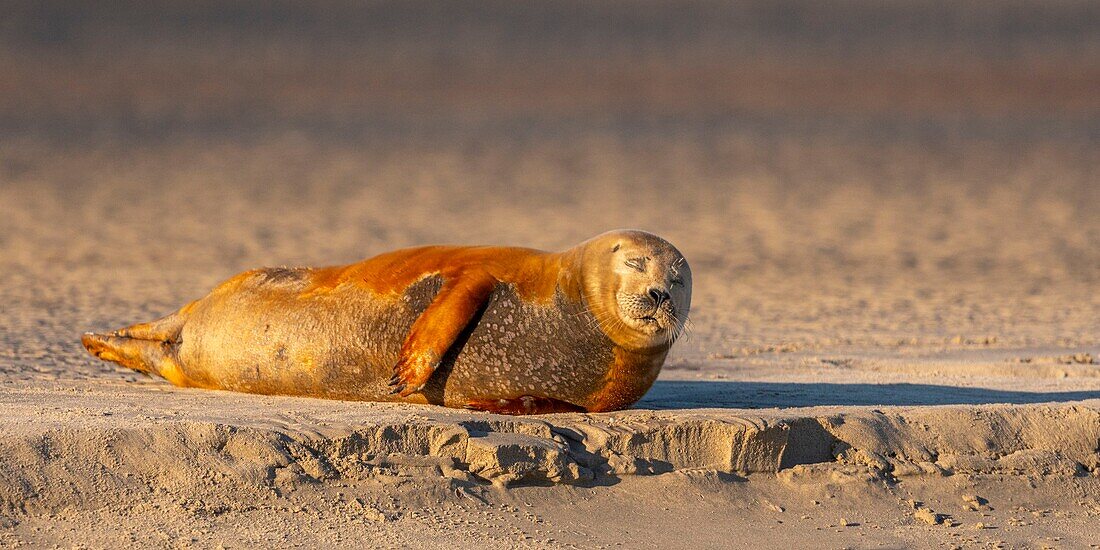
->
(572, 229, 692, 352)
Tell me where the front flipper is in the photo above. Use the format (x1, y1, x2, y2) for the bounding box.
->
(465, 396, 587, 415)
(389, 270, 497, 397)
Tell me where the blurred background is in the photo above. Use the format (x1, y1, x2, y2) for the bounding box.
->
(1, 1, 1098, 379)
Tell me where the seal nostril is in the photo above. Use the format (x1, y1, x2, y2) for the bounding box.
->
(648, 288, 670, 306)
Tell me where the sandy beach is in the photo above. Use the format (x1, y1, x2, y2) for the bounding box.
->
(2, 1, 1099, 547)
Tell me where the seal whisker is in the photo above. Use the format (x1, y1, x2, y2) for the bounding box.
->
(673, 315, 694, 342)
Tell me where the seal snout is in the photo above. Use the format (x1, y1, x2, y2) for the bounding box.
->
(647, 287, 670, 308)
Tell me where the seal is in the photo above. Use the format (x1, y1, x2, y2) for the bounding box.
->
(81, 229, 692, 414)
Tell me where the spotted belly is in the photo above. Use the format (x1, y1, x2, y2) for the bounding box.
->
(424, 279, 616, 408)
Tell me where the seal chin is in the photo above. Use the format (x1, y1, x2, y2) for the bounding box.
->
(632, 315, 665, 334)
(622, 312, 681, 345)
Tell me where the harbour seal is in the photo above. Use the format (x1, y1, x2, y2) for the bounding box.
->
(81, 229, 692, 414)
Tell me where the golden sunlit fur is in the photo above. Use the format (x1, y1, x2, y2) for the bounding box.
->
(82, 230, 692, 414)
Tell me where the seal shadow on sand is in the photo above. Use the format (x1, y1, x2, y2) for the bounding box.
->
(638, 381, 1100, 410)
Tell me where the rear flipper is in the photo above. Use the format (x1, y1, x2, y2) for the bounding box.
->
(81, 333, 171, 374)
(108, 307, 189, 340)
(81, 308, 193, 386)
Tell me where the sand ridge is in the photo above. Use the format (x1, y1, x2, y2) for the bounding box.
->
(2, 381, 1099, 547)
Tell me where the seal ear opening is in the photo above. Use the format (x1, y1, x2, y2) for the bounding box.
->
(611, 244, 620, 252)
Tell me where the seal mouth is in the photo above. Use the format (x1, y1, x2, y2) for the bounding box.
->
(633, 315, 667, 334)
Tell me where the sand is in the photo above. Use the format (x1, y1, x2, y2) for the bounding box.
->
(2, 1, 1100, 548)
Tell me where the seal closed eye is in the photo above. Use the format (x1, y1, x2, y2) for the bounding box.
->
(81, 229, 692, 414)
